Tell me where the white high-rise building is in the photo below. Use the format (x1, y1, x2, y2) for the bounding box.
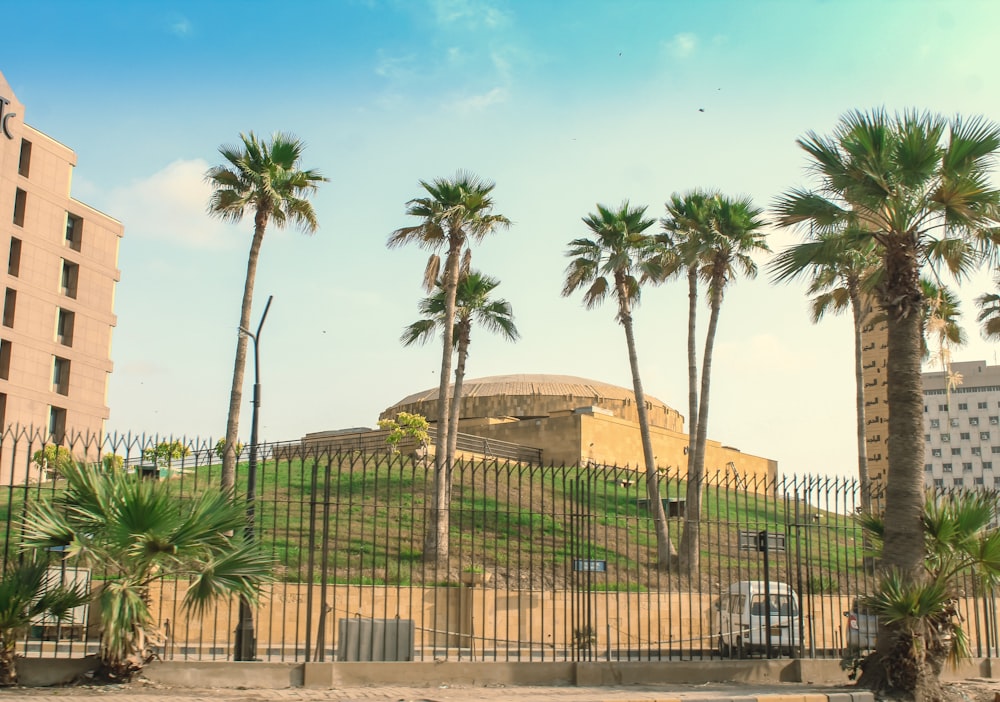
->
(923, 360, 1000, 491)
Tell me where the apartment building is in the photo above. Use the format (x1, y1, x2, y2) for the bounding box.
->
(0, 70, 122, 483)
(922, 360, 1000, 491)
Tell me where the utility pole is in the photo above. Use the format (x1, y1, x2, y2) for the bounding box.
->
(234, 295, 272, 661)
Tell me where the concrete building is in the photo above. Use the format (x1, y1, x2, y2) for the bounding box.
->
(860, 297, 889, 489)
(0, 71, 122, 482)
(923, 360, 1000, 491)
(374, 373, 777, 482)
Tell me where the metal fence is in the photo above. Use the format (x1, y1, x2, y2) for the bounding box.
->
(1, 426, 997, 664)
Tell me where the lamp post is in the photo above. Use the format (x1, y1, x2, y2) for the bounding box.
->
(234, 294, 272, 662)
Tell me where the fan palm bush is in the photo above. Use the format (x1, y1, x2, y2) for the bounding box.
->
(857, 491, 1000, 698)
(0, 560, 89, 685)
(20, 461, 273, 680)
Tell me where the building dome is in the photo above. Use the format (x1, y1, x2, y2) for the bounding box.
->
(381, 373, 683, 431)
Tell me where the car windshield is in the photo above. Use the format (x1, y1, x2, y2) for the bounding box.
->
(750, 594, 797, 616)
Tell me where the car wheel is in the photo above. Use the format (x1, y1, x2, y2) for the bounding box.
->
(718, 634, 730, 658)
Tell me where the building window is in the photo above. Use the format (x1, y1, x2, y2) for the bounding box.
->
(924, 434, 931, 441)
(930, 419, 940, 428)
(943, 463, 953, 472)
(7, 238, 20, 277)
(972, 447, 982, 456)
(934, 479, 944, 488)
(932, 448, 943, 457)
(980, 431, 990, 441)
(950, 418, 961, 427)
(939, 404, 949, 411)
(60, 260, 79, 299)
(993, 446, 1000, 454)
(941, 433, 951, 442)
(958, 402, 968, 410)
(963, 462, 973, 472)
(18, 140, 31, 177)
(12, 189, 26, 227)
(979, 401, 989, 409)
(960, 432, 971, 440)
(951, 448, 962, 456)
(65, 214, 82, 252)
(48, 406, 66, 442)
(56, 308, 75, 346)
(992, 416, 1000, 425)
(953, 478, 964, 487)
(970, 417, 980, 426)
(974, 477, 985, 486)
(52, 356, 70, 395)
(995, 477, 1000, 487)
(2, 288, 16, 328)
(0, 393, 5, 428)
(0, 339, 9, 380)
(985, 461, 994, 470)
(924, 463, 933, 472)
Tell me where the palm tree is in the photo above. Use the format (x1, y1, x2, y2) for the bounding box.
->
(920, 278, 966, 367)
(974, 273, 1000, 340)
(660, 191, 716, 504)
(857, 491, 1000, 700)
(206, 132, 327, 492)
(0, 560, 88, 685)
(402, 270, 519, 478)
(668, 194, 768, 574)
(774, 108, 1000, 698)
(388, 173, 510, 568)
(563, 201, 676, 569)
(770, 231, 880, 512)
(20, 461, 272, 680)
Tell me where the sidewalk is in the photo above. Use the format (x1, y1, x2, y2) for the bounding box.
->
(3, 681, 876, 702)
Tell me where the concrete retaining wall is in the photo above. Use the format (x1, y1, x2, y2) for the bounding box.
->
(15, 657, 995, 689)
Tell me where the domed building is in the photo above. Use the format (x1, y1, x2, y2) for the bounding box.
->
(377, 374, 775, 481)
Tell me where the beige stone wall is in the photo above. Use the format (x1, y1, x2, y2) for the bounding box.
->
(141, 581, 999, 656)
(455, 412, 775, 484)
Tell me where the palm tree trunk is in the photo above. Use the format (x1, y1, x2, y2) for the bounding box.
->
(423, 237, 461, 569)
(860, 252, 928, 695)
(679, 281, 723, 574)
(618, 285, 676, 570)
(222, 214, 267, 492)
(446, 325, 470, 485)
(686, 266, 699, 472)
(850, 286, 872, 515)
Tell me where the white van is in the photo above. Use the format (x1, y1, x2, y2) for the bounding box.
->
(716, 580, 800, 657)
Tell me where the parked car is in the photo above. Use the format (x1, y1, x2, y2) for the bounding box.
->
(844, 598, 877, 651)
(716, 581, 800, 658)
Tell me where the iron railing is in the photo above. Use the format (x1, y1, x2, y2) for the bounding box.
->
(0, 426, 996, 664)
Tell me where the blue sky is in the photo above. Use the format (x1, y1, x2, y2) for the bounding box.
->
(5, 0, 1000, 479)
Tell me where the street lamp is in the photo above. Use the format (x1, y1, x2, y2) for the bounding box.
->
(234, 294, 272, 662)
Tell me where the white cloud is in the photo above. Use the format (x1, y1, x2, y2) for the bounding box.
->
(106, 159, 236, 250)
(431, 0, 510, 29)
(168, 17, 192, 37)
(450, 86, 508, 113)
(374, 49, 418, 80)
(665, 32, 698, 59)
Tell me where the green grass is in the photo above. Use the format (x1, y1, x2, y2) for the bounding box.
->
(0, 455, 870, 591)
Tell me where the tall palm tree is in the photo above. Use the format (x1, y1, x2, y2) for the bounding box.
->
(974, 273, 1000, 340)
(563, 201, 676, 569)
(774, 109, 1000, 698)
(388, 173, 510, 568)
(206, 132, 327, 492)
(669, 194, 768, 573)
(770, 231, 880, 512)
(660, 191, 716, 501)
(402, 270, 519, 477)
